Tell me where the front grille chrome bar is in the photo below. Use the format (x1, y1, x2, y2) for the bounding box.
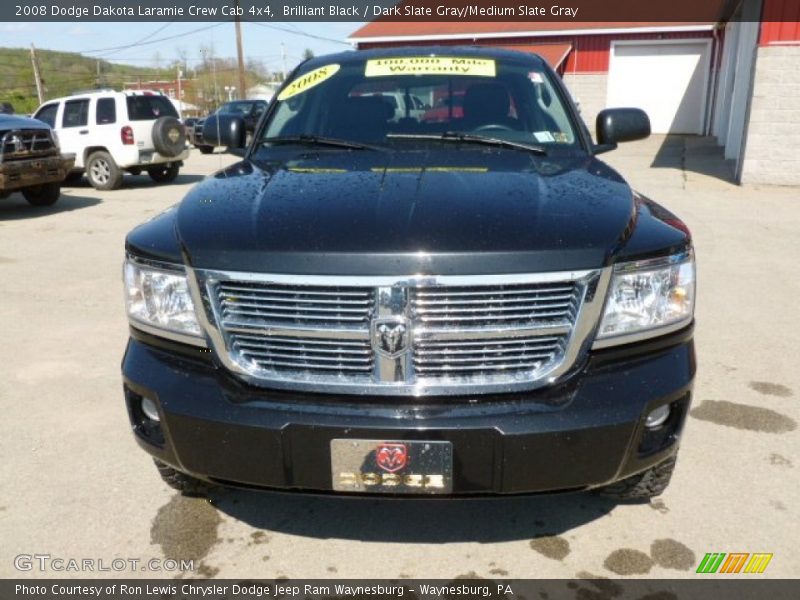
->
(187, 268, 611, 396)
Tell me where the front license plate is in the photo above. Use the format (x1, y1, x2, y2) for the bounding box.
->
(331, 439, 453, 494)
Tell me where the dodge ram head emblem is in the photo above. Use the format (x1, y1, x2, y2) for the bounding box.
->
(376, 443, 408, 473)
(167, 128, 181, 143)
(372, 318, 408, 358)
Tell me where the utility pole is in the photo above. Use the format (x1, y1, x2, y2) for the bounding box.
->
(234, 0, 246, 100)
(281, 43, 287, 81)
(30, 44, 45, 104)
(176, 66, 183, 120)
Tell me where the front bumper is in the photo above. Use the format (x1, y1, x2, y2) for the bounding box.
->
(0, 154, 75, 192)
(115, 147, 190, 169)
(122, 328, 695, 495)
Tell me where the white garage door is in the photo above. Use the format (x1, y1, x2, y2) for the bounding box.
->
(607, 41, 711, 135)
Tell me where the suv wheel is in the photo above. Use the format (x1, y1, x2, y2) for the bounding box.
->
(154, 459, 213, 497)
(148, 163, 180, 183)
(597, 455, 677, 501)
(86, 151, 123, 190)
(22, 182, 61, 206)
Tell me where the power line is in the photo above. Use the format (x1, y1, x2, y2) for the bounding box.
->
(97, 21, 174, 59)
(81, 22, 228, 55)
(246, 21, 351, 46)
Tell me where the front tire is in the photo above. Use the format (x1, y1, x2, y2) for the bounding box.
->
(147, 163, 180, 183)
(86, 151, 123, 190)
(22, 182, 61, 206)
(597, 455, 677, 501)
(154, 460, 213, 497)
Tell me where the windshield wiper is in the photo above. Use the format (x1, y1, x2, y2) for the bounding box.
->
(386, 132, 547, 155)
(258, 135, 384, 151)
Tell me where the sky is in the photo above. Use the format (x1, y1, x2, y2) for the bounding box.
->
(0, 21, 361, 75)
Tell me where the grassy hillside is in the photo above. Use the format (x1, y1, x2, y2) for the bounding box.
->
(0, 47, 172, 114)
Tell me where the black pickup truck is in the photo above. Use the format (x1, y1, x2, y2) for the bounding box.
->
(122, 47, 695, 501)
(190, 99, 268, 154)
(0, 115, 74, 206)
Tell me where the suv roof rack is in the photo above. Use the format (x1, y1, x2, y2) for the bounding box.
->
(70, 88, 116, 95)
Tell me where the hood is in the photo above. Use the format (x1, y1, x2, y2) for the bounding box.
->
(173, 148, 639, 275)
(0, 114, 51, 131)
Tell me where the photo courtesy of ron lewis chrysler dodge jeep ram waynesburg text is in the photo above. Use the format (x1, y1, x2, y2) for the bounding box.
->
(121, 47, 696, 501)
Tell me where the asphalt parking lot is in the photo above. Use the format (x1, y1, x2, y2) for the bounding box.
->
(1, 139, 798, 580)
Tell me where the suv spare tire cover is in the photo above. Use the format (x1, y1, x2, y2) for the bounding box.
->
(152, 117, 186, 157)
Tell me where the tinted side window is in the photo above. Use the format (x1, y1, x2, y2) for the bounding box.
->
(34, 103, 58, 128)
(96, 98, 116, 124)
(62, 99, 89, 128)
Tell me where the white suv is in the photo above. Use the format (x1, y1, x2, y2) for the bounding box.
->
(33, 90, 189, 190)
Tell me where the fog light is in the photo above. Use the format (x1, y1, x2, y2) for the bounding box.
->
(645, 405, 670, 429)
(140, 396, 160, 422)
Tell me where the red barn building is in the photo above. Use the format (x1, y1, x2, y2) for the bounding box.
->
(350, 0, 800, 186)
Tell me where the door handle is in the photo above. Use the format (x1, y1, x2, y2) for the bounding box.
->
(79, 130, 89, 135)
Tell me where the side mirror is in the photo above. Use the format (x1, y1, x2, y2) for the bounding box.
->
(202, 115, 247, 150)
(595, 108, 651, 152)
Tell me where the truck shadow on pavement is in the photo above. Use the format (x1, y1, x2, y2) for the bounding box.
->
(210, 488, 617, 543)
(0, 193, 101, 220)
(65, 173, 207, 189)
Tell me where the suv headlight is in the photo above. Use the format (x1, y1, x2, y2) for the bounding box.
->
(123, 258, 204, 344)
(594, 250, 695, 348)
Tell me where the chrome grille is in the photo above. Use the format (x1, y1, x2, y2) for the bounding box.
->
(0, 129, 56, 163)
(213, 281, 375, 379)
(414, 335, 567, 377)
(197, 269, 608, 396)
(411, 282, 581, 327)
(232, 334, 373, 376)
(217, 281, 374, 326)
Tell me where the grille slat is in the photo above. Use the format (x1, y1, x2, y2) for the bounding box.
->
(413, 335, 566, 377)
(209, 274, 587, 392)
(411, 282, 582, 329)
(216, 282, 374, 378)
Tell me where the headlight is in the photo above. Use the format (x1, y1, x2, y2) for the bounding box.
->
(595, 250, 695, 347)
(123, 258, 204, 343)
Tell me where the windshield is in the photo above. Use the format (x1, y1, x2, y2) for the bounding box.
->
(262, 55, 580, 150)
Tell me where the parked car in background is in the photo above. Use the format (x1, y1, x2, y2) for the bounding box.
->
(33, 90, 188, 190)
(0, 114, 74, 206)
(192, 100, 267, 154)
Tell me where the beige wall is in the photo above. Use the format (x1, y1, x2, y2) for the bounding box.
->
(563, 73, 608, 139)
(741, 46, 800, 186)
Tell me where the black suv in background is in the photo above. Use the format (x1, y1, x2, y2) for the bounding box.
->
(122, 47, 696, 501)
(190, 99, 268, 154)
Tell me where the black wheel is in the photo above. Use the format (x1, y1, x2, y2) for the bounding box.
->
(22, 182, 61, 206)
(86, 151, 123, 190)
(154, 459, 213, 497)
(147, 163, 180, 183)
(197, 145, 214, 154)
(151, 116, 187, 157)
(597, 455, 677, 501)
